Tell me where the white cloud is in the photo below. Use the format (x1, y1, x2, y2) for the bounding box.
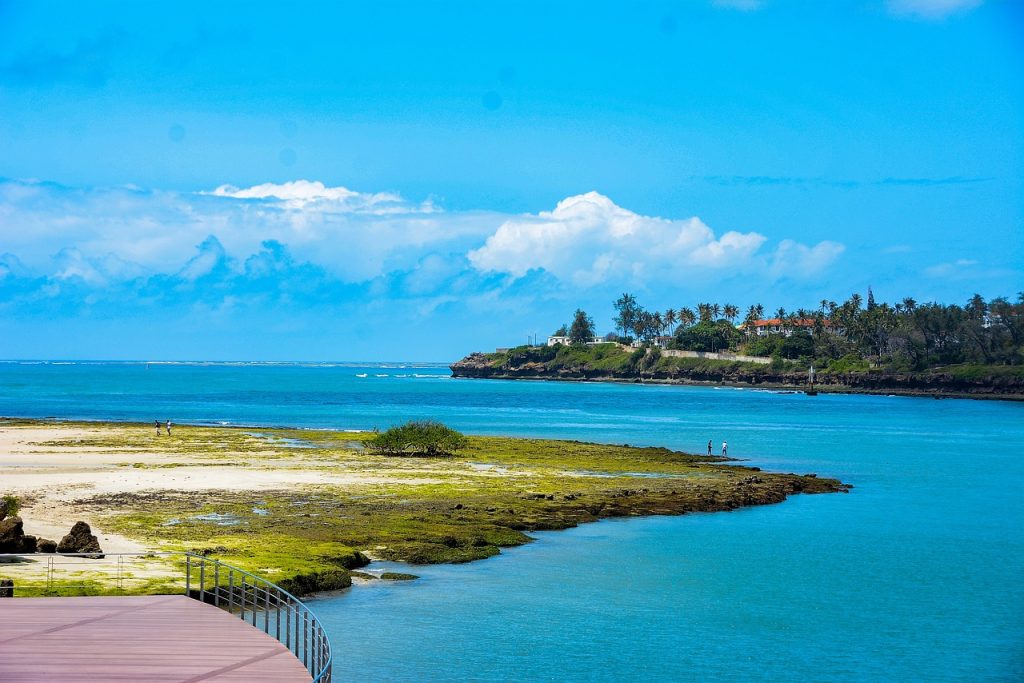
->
(208, 179, 433, 214)
(0, 180, 846, 297)
(886, 0, 982, 19)
(469, 191, 772, 286)
(769, 239, 845, 279)
(924, 258, 979, 278)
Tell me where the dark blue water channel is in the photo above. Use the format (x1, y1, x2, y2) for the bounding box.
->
(1, 361, 1022, 681)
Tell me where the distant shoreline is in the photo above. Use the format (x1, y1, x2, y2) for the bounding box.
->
(450, 351, 1024, 402)
(450, 372, 1024, 401)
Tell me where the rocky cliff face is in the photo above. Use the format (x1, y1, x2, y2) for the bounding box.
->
(450, 353, 1024, 399)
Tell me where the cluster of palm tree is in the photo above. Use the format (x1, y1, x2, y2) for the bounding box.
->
(611, 291, 1024, 368)
(613, 294, 746, 343)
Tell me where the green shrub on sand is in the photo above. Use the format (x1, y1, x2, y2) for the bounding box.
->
(369, 420, 469, 457)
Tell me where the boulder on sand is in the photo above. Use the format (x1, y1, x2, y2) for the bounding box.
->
(37, 538, 57, 553)
(0, 516, 26, 553)
(19, 535, 37, 553)
(56, 521, 104, 558)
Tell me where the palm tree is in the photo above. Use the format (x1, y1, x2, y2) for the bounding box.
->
(678, 307, 696, 328)
(723, 304, 739, 325)
(776, 307, 786, 320)
(697, 303, 713, 324)
(902, 297, 917, 313)
(820, 299, 829, 314)
(711, 303, 722, 321)
(664, 309, 677, 334)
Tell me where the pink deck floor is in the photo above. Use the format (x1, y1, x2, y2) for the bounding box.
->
(0, 595, 312, 682)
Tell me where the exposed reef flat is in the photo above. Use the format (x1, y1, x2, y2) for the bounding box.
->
(0, 418, 849, 595)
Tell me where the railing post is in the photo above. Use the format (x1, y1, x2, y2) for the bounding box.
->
(262, 585, 267, 632)
(228, 569, 234, 613)
(214, 562, 220, 608)
(198, 559, 206, 603)
(285, 603, 291, 649)
(185, 554, 191, 596)
(275, 588, 281, 641)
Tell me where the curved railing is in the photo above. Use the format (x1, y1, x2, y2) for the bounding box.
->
(0, 552, 332, 683)
(184, 553, 332, 683)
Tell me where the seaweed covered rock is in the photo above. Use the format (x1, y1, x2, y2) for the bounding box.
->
(56, 521, 104, 557)
(277, 569, 352, 596)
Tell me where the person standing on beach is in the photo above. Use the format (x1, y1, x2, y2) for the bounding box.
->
(722, 441, 728, 457)
(707, 440, 713, 456)
(165, 420, 172, 436)
(155, 419, 161, 436)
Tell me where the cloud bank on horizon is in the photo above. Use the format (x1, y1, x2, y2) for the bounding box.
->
(0, 178, 842, 295)
(0, 177, 864, 358)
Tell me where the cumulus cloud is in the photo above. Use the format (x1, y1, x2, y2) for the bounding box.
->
(469, 191, 771, 286)
(0, 179, 848, 323)
(886, 0, 982, 19)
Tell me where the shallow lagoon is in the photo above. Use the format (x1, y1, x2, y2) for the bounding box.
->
(1, 361, 1022, 680)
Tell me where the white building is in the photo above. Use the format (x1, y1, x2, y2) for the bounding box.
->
(548, 335, 606, 346)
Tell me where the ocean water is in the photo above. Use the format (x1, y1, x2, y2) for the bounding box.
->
(1, 361, 1022, 681)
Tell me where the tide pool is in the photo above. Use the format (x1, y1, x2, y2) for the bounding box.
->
(1, 361, 1021, 680)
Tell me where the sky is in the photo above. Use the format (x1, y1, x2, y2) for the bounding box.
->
(0, 0, 1021, 361)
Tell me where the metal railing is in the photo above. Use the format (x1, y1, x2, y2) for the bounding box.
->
(185, 554, 332, 683)
(0, 552, 332, 683)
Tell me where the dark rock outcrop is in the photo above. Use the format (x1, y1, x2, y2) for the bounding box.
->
(19, 535, 37, 553)
(0, 579, 13, 597)
(0, 516, 25, 553)
(56, 521, 104, 557)
(36, 538, 57, 553)
(0, 498, 8, 521)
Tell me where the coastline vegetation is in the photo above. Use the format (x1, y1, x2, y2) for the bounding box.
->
(599, 290, 1024, 370)
(464, 291, 1024, 397)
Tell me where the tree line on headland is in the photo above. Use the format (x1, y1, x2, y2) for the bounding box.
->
(551, 290, 1024, 371)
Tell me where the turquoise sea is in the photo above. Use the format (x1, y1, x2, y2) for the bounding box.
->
(1, 361, 1022, 681)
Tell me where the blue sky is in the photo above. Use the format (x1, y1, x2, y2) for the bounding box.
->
(0, 0, 1021, 361)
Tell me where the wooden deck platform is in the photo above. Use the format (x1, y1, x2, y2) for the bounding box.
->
(0, 595, 312, 682)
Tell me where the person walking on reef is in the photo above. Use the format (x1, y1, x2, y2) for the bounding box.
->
(155, 419, 161, 436)
(707, 440, 713, 456)
(722, 441, 728, 457)
(165, 420, 172, 436)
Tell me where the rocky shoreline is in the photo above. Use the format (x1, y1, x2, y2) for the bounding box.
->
(450, 352, 1024, 400)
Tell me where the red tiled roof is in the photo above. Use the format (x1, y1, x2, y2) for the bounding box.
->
(744, 318, 828, 328)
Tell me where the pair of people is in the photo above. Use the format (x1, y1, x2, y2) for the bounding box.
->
(154, 419, 172, 436)
(707, 439, 727, 457)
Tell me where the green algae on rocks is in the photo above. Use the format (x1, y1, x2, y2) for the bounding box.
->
(7, 420, 850, 595)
